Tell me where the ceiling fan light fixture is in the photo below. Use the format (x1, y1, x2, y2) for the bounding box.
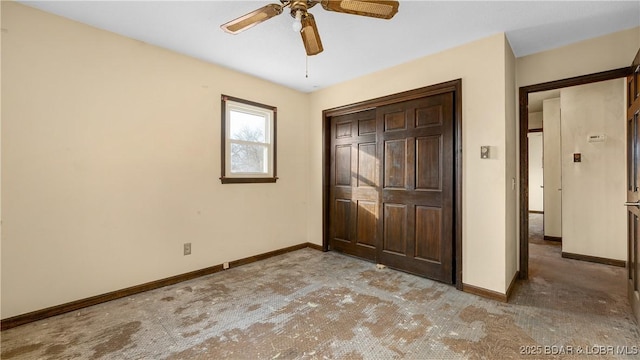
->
(320, 0, 399, 19)
(300, 13, 323, 56)
(292, 10, 303, 32)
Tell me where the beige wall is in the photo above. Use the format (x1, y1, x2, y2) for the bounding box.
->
(517, 27, 640, 88)
(560, 79, 626, 260)
(529, 112, 543, 129)
(1, 3, 310, 318)
(308, 33, 514, 294)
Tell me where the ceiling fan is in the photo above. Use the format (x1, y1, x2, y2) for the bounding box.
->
(221, 0, 400, 56)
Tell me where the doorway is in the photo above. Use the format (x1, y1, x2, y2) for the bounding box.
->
(322, 80, 462, 288)
(519, 68, 631, 279)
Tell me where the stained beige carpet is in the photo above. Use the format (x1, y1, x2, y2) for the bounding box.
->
(2, 220, 639, 359)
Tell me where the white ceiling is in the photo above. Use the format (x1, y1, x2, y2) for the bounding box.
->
(19, 1, 640, 93)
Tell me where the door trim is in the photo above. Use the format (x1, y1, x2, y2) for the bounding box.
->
(518, 67, 631, 279)
(322, 79, 463, 289)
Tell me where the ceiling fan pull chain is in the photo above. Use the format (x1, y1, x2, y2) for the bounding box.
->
(306, 55, 309, 78)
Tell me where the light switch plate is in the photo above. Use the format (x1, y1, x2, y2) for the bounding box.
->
(481, 146, 490, 159)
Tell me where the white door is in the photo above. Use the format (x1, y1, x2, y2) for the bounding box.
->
(543, 98, 562, 239)
(528, 132, 544, 212)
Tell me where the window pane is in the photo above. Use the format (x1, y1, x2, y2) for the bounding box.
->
(230, 143, 268, 173)
(229, 110, 266, 143)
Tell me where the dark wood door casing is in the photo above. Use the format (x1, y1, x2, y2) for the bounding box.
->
(626, 49, 640, 322)
(322, 80, 462, 287)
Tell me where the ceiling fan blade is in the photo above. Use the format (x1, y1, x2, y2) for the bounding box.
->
(221, 4, 283, 34)
(300, 13, 324, 56)
(320, 0, 399, 19)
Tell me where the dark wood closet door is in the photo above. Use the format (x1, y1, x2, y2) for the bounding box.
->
(329, 109, 378, 261)
(329, 90, 456, 284)
(376, 93, 454, 283)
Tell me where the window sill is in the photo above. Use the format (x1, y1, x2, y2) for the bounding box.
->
(220, 177, 278, 184)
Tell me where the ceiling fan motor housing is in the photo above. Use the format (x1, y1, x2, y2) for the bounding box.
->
(288, 0, 318, 18)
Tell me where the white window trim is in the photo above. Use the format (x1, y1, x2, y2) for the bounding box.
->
(220, 95, 277, 184)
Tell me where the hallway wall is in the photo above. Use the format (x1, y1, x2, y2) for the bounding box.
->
(560, 79, 626, 261)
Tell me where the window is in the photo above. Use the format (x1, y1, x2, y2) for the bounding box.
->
(221, 95, 277, 184)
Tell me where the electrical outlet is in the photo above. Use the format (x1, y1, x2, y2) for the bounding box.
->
(184, 243, 191, 256)
(223, 262, 230, 270)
